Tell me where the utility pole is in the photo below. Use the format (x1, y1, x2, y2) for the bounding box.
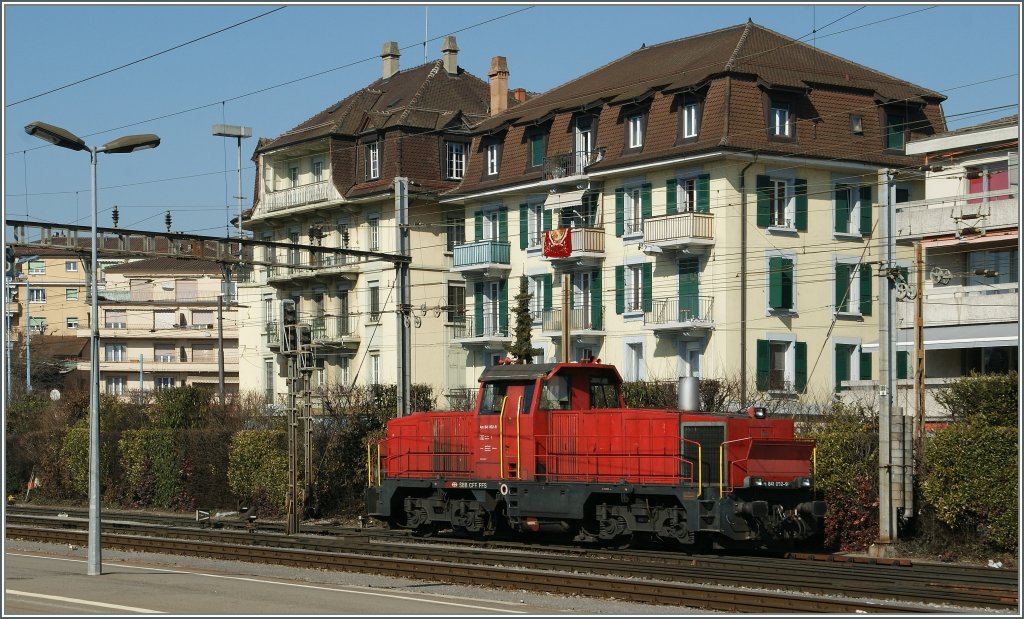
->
(914, 242, 926, 452)
(395, 177, 411, 417)
(139, 354, 144, 404)
(217, 292, 225, 406)
(560, 272, 570, 362)
(24, 278, 31, 393)
(873, 169, 897, 556)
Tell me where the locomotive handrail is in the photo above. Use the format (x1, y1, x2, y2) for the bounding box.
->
(498, 396, 508, 480)
(681, 438, 702, 498)
(719, 437, 754, 497)
(367, 443, 372, 487)
(516, 396, 523, 479)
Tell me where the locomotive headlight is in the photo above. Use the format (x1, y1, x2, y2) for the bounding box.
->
(750, 477, 764, 487)
(800, 477, 812, 488)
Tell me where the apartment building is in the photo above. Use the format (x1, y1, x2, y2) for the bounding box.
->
(7, 247, 90, 339)
(238, 36, 520, 406)
(79, 257, 239, 397)
(440, 21, 946, 404)
(878, 114, 1018, 422)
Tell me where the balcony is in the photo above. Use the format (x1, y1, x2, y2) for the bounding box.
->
(6, 300, 21, 316)
(918, 283, 1018, 327)
(540, 307, 605, 337)
(541, 227, 605, 267)
(311, 314, 361, 350)
(449, 319, 511, 349)
(265, 322, 281, 348)
(895, 189, 1018, 242)
(265, 250, 364, 285)
(254, 179, 343, 217)
(642, 212, 715, 252)
(644, 296, 715, 333)
(96, 355, 239, 373)
(542, 149, 604, 180)
(452, 240, 511, 277)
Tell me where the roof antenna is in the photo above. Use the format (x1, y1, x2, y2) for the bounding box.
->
(812, 5, 817, 48)
(424, 6, 428, 64)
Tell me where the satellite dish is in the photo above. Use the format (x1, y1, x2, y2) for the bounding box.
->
(49, 389, 61, 401)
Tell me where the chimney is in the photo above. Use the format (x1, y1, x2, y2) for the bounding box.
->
(441, 35, 459, 76)
(381, 41, 400, 80)
(512, 88, 527, 103)
(488, 56, 509, 116)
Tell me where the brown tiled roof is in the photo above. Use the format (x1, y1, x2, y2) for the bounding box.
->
(104, 257, 222, 276)
(28, 335, 88, 360)
(474, 21, 943, 134)
(940, 114, 1018, 137)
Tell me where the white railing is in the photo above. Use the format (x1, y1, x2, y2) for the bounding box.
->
(644, 212, 714, 243)
(258, 180, 339, 214)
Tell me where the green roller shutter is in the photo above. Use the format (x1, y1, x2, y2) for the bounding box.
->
(835, 187, 849, 234)
(835, 344, 850, 392)
(615, 188, 625, 237)
(756, 339, 770, 391)
(859, 186, 872, 235)
(795, 341, 808, 393)
(474, 211, 483, 241)
(615, 266, 625, 314)
(679, 257, 699, 319)
(498, 208, 508, 243)
(543, 274, 552, 311)
(835, 262, 851, 310)
(474, 282, 484, 336)
(897, 350, 909, 380)
(794, 178, 808, 231)
(859, 264, 873, 316)
(666, 179, 677, 215)
(591, 269, 602, 330)
(642, 262, 653, 312)
(641, 183, 652, 222)
(519, 204, 528, 249)
(860, 351, 873, 380)
(696, 173, 710, 213)
(756, 175, 771, 227)
(499, 279, 509, 335)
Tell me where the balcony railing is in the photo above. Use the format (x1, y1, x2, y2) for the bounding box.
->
(542, 149, 604, 180)
(644, 296, 714, 329)
(453, 240, 511, 269)
(258, 180, 339, 215)
(311, 314, 361, 343)
(541, 307, 605, 332)
(895, 189, 1018, 240)
(542, 227, 605, 259)
(449, 319, 510, 340)
(265, 247, 365, 283)
(644, 212, 715, 246)
(265, 322, 280, 346)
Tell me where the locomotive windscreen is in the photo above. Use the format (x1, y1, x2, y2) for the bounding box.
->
(682, 423, 725, 490)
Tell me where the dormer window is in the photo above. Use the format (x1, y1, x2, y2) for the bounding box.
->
(445, 141, 466, 179)
(627, 114, 644, 149)
(486, 143, 500, 176)
(312, 157, 324, 182)
(682, 102, 700, 139)
(850, 114, 864, 135)
(769, 100, 791, 137)
(365, 141, 380, 180)
(885, 112, 906, 150)
(528, 133, 545, 168)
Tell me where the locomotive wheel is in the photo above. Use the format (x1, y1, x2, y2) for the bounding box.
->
(411, 523, 438, 538)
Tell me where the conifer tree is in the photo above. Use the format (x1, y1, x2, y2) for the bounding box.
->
(505, 275, 534, 363)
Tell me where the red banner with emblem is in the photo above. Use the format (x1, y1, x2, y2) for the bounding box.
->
(543, 228, 572, 258)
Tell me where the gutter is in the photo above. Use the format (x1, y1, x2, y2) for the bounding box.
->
(738, 153, 757, 407)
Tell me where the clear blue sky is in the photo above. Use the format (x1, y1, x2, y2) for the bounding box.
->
(3, 3, 1020, 236)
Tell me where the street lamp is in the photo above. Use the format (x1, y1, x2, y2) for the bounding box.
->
(24, 121, 159, 576)
(212, 123, 252, 260)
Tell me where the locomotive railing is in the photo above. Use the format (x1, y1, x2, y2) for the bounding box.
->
(719, 437, 818, 498)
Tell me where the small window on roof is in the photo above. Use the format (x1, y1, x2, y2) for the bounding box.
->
(850, 114, 863, 135)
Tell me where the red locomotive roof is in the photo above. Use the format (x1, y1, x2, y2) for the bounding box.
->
(478, 360, 623, 384)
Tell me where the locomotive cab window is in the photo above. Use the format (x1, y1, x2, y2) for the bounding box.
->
(589, 376, 620, 409)
(539, 375, 570, 410)
(479, 382, 507, 415)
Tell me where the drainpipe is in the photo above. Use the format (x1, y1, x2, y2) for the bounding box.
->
(738, 153, 757, 406)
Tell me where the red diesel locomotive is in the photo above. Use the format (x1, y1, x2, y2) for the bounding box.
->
(366, 360, 825, 550)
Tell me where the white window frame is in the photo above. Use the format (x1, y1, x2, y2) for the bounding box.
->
(624, 340, 645, 381)
(28, 261, 45, 275)
(367, 142, 380, 179)
(104, 343, 126, 362)
(370, 353, 381, 385)
(834, 336, 862, 392)
(65, 261, 78, 272)
(530, 275, 544, 323)
(627, 114, 644, 148)
(481, 208, 500, 241)
(835, 256, 862, 316)
(288, 163, 299, 188)
(764, 332, 797, 393)
(154, 343, 176, 363)
(368, 215, 380, 251)
(765, 175, 795, 230)
(264, 359, 275, 402)
(573, 271, 592, 325)
(28, 317, 47, 333)
(770, 102, 791, 137)
(105, 376, 126, 395)
(339, 356, 351, 387)
(105, 310, 127, 329)
(679, 176, 698, 213)
(29, 288, 46, 303)
(527, 202, 543, 249)
(624, 185, 643, 236)
(485, 281, 501, 336)
(155, 376, 176, 391)
(625, 263, 643, 314)
(486, 143, 499, 176)
(682, 103, 700, 138)
(446, 141, 466, 180)
(368, 280, 381, 323)
(66, 288, 79, 301)
(311, 157, 324, 183)
(66, 316, 79, 329)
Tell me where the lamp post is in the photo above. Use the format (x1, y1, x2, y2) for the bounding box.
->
(24, 121, 159, 576)
(212, 124, 252, 260)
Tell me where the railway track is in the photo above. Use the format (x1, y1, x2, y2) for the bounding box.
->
(6, 508, 1018, 613)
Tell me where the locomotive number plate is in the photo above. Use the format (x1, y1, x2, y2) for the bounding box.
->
(444, 481, 491, 490)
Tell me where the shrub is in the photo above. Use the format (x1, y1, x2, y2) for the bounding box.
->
(119, 429, 179, 508)
(227, 430, 287, 517)
(934, 371, 1017, 427)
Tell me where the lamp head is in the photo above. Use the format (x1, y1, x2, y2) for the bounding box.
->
(100, 134, 160, 154)
(24, 121, 87, 151)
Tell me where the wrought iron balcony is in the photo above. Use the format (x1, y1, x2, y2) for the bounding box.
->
(449, 318, 511, 348)
(643, 212, 715, 250)
(540, 306, 605, 334)
(452, 240, 511, 275)
(265, 321, 280, 347)
(256, 179, 342, 216)
(542, 149, 604, 180)
(265, 248, 365, 284)
(311, 314, 360, 349)
(644, 296, 714, 333)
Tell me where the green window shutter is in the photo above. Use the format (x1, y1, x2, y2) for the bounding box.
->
(530, 136, 544, 167)
(795, 341, 808, 393)
(835, 344, 850, 392)
(768, 257, 783, 309)
(498, 208, 508, 243)
(543, 274, 552, 311)
(859, 351, 873, 381)
(474, 211, 483, 241)
(615, 188, 625, 237)
(794, 178, 808, 231)
(781, 258, 794, 309)
(696, 173, 710, 213)
(499, 279, 509, 334)
(615, 266, 625, 315)
(835, 263, 851, 310)
(642, 262, 653, 312)
(665, 179, 677, 215)
(756, 175, 771, 227)
(834, 187, 849, 234)
(859, 265, 873, 316)
(591, 269, 602, 330)
(679, 257, 699, 318)
(543, 208, 552, 232)
(859, 186, 872, 235)
(474, 283, 484, 336)
(519, 204, 528, 250)
(641, 183, 652, 221)
(897, 350, 909, 380)
(756, 339, 769, 391)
